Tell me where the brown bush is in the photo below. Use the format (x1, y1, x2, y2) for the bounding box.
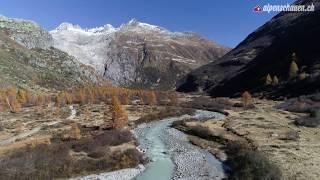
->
(265, 74, 272, 85)
(72, 129, 133, 153)
(0, 85, 175, 115)
(147, 91, 157, 106)
(0, 143, 72, 179)
(74, 89, 86, 104)
(183, 97, 232, 113)
(120, 93, 130, 105)
(272, 75, 279, 86)
(5, 89, 21, 113)
(110, 96, 128, 129)
(189, 125, 212, 139)
(277, 94, 320, 113)
(225, 142, 282, 180)
(0, 129, 141, 180)
(168, 92, 179, 106)
(299, 72, 307, 80)
(69, 123, 81, 140)
(35, 93, 45, 107)
(279, 130, 299, 141)
(25, 90, 36, 106)
(295, 110, 320, 127)
(83, 106, 91, 121)
(56, 92, 66, 107)
(136, 107, 195, 124)
(0, 104, 4, 113)
(289, 60, 299, 78)
(117, 149, 143, 168)
(242, 91, 253, 108)
(137, 91, 145, 105)
(65, 92, 73, 105)
(16, 89, 27, 105)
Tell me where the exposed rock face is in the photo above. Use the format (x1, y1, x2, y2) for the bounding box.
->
(0, 16, 53, 49)
(178, 0, 320, 98)
(50, 19, 230, 89)
(0, 30, 104, 90)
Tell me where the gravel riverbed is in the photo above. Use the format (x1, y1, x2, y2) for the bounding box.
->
(75, 110, 226, 180)
(134, 111, 226, 180)
(72, 165, 145, 180)
(166, 127, 225, 180)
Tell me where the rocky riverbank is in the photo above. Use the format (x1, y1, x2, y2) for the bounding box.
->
(73, 165, 145, 180)
(72, 110, 226, 180)
(134, 111, 226, 180)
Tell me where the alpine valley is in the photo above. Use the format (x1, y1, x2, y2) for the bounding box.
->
(1, 1, 320, 180)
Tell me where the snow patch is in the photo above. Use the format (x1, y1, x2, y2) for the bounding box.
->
(172, 58, 197, 64)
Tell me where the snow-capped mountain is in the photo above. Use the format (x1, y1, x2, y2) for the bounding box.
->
(0, 15, 105, 90)
(50, 19, 230, 89)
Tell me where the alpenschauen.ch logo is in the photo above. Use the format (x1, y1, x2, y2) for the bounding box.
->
(253, 3, 314, 13)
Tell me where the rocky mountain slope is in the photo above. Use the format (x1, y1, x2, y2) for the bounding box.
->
(0, 16, 105, 90)
(50, 19, 230, 89)
(177, 0, 320, 98)
(0, 16, 53, 49)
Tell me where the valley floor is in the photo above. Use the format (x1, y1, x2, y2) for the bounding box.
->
(1, 96, 319, 180)
(0, 104, 163, 156)
(176, 99, 320, 180)
(0, 104, 168, 179)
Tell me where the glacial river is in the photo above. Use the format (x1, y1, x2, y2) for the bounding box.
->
(134, 110, 226, 180)
(77, 110, 226, 180)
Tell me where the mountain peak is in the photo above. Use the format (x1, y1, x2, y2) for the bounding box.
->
(0, 15, 40, 29)
(55, 22, 82, 31)
(0, 15, 53, 49)
(88, 24, 115, 33)
(128, 18, 139, 25)
(120, 18, 167, 33)
(52, 22, 116, 34)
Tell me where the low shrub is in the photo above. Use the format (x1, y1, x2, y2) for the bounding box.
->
(279, 130, 299, 141)
(294, 117, 320, 127)
(136, 107, 195, 124)
(0, 129, 141, 179)
(242, 91, 254, 108)
(0, 143, 72, 179)
(87, 147, 108, 158)
(278, 93, 320, 113)
(187, 125, 227, 144)
(182, 97, 232, 114)
(171, 118, 196, 128)
(225, 142, 282, 180)
(95, 129, 133, 146)
(295, 110, 320, 127)
(71, 129, 133, 153)
(117, 148, 144, 168)
(189, 125, 212, 139)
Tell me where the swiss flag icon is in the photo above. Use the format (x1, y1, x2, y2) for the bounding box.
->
(253, 5, 263, 12)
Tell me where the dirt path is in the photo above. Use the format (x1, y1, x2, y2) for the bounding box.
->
(0, 126, 42, 146)
(0, 106, 77, 146)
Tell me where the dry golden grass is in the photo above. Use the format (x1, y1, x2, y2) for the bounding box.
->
(0, 86, 177, 114)
(185, 99, 320, 180)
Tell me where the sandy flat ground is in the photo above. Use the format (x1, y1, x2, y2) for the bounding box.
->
(0, 104, 163, 155)
(185, 99, 320, 180)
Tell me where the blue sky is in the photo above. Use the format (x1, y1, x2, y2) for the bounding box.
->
(0, 0, 295, 47)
